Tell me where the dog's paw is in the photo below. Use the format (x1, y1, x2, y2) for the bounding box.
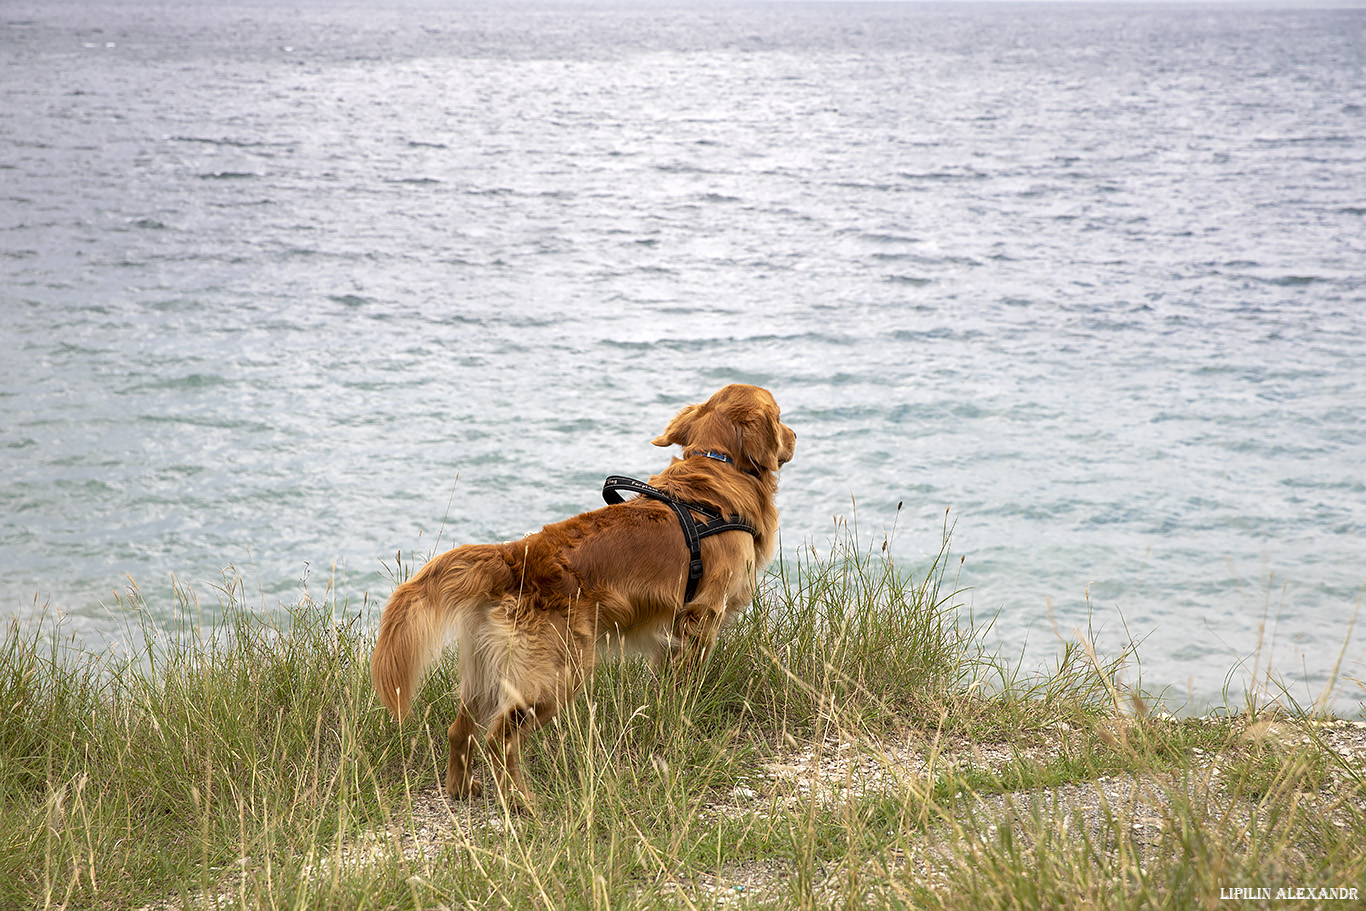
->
(503, 791, 540, 819)
(446, 776, 484, 800)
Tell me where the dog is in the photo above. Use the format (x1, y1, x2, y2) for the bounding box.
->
(370, 384, 796, 807)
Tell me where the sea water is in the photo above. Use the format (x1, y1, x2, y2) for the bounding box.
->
(3, 0, 1364, 715)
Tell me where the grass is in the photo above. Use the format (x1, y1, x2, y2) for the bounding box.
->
(2, 522, 1362, 910)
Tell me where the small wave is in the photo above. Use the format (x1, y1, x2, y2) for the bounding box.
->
(897, 168, 988, 181)
(699, 366, 781, 387)
(890, 327, 956, 342)
(387, 177, 441, 185)
(406, 140, 448, 149)
(1082, 505, 1142, 528)
(199, 171, 259, 180)
(1280, 477, 1366, 494)
(54, 341, 107, 356)
(602, 338, 717, 354)
(123, 373, 232, 393)
(138, 413, 271, 432)
(868, 252, 926, 264)
(170, 135, 291, 150)
(329, 294, 370, 307)
(1253, 134, 1354, 145)
(858, 232, 920, 245)
(654, 162, 711, 175)
(741, 330, 860, 348)
(953, 402, 990, 419)
(884, 275, 933, 286)
(831, 180, 896, 192)
(54, 478, 118, 495)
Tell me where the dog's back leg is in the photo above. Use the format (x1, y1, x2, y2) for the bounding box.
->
(487, 704, 536, 810)
(486, 698, 565, 814)
(446, 704, 482, 798)
(485, 623, 592, 812)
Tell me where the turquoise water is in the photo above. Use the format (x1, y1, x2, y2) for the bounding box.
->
(3, 0, 1364, 714)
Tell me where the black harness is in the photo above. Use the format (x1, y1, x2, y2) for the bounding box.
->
(601, 472, 757, 605)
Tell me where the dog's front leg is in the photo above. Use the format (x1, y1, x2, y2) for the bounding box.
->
(668, 607, 724, 670)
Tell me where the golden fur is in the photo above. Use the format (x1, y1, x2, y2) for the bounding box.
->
(370, 384, 796, 806)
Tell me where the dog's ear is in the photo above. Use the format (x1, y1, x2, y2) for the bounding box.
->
(733, 407, 783, 474)
(653, 403, 702, 448)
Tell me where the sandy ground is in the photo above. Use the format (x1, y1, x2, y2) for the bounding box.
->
(376, 716, 1366, 905)
(138, 716, 1366, 909)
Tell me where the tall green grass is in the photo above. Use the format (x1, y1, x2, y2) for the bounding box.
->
(0, 571, 408, 910)
(2, 526, 1361, 910)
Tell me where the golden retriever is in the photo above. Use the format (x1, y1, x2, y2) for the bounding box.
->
(370, 384, 796, 806)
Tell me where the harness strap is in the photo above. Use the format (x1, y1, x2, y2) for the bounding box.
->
(602, 475, 757, 604)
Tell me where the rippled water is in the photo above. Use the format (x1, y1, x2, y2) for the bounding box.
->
(3, 0, 1364, 715)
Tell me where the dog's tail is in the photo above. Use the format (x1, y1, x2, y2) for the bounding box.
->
(370, 544, 511, 720)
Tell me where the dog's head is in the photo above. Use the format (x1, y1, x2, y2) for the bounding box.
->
(653, 384, 796, 476)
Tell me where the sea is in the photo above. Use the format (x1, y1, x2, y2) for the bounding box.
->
(3, 0, 1364, 716)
